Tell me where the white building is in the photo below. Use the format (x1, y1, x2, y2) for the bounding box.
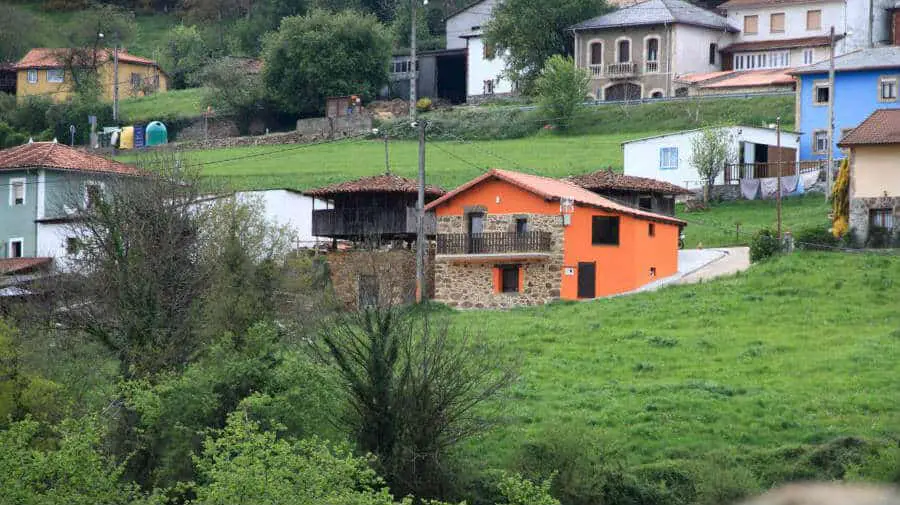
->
(622, 126, 801, 188)
(221, 189, 331, 248)
(445, 0, 515, 100)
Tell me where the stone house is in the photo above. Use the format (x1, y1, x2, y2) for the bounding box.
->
(565, 168, 693, 216)
(425, 169, 685, 309)
(837, 109, 900, 243)
(570, 0, 738, 100)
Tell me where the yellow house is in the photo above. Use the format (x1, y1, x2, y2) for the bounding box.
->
(15, 48, 168, 102)
(838, 109, 900, 243)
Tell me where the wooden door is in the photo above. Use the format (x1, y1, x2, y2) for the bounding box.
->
(577, 262, 596, 299)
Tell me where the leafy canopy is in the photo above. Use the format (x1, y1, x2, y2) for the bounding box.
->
(534, 55, 590, 129)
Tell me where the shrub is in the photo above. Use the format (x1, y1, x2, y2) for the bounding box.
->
(534, 55, 589, 130)
(416, 97, 433, 112)
(794, 225, 838, 250)
(865, 226, 898, 248)
(749, 228, 781, 262)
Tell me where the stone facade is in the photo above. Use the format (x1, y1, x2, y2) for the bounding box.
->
(433, 213, 565, 309)
(325, 246, 435, 310)
(849, 196, 900, 243)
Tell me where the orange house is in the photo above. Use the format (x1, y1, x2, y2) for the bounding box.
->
(425, 169, 686, 309)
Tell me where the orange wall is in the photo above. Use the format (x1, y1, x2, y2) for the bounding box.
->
(435, 177, 680, 299)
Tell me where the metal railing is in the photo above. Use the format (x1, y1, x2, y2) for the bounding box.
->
(436, 231, 552, 255)
(723, 160, 833, 185)
(589, 64, 603, 77)
(644, 61, 659, 73)
(606, 62, 637, 77)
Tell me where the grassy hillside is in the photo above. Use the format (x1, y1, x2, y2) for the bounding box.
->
(120, 87, 208, 121)
(452, 251, 900, 476)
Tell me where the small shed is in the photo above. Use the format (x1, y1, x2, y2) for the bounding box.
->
(326, 96, 358, 118)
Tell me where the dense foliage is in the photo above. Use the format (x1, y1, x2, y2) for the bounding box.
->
(534, 55, 590, 130)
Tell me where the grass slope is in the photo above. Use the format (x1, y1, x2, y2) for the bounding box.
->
(453, 251, 900, 471)
(120, 87, 208, 121)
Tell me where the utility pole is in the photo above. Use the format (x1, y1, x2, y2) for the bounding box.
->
(113, 40, 120, 122)
(409, 0, 417, 118)
(383, 131, 391, 174)
(775, 117, 783, 240)
(415, 119, 426, 303)
(826, 25, 836, 199)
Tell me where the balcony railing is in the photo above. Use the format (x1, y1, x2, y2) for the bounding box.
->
(312, 206, 435, 237)
(436, 231, 552, 255)
(589, 64, 603, 77)
(606, 62, 636, 77)
(644, 60, 659, 73)
(723, 160, 829, 184)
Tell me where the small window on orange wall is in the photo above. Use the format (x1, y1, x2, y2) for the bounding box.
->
(648, 222, 655, 237)
(494, 264, 521, 293)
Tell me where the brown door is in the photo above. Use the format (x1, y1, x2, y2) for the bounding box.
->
(577, 262, 596, 299)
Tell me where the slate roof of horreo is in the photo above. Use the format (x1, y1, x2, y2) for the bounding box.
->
(838, 109, 900, 146)
(303, 174, 446, 198)
(570, 0, 738, 32)
(566, 169, 693, 195)
(0, 142, 141, 175)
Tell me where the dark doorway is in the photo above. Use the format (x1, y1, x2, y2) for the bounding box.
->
(467, 212, 485, 253)
(501, 265, 520, 293)
(435, 51, 467, 104)
(577, 262, 596, 299)
(604, 82, 641, 101)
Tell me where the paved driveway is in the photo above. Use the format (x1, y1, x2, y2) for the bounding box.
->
(630, 247, 751, 294)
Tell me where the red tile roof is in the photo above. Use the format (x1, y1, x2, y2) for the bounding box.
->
(679, 68, 795, 89)
(675, 70, 733, 84)
(304, 174, 445, 198)
(426, 169, 686, 225)
(0, 257, 52, 275)
(15, 48, 160, 70)
(0, 142, 141, 175)
(838, 109, 900, 146)
(566, 168, 692, 195)
(721, 36, 837, 53)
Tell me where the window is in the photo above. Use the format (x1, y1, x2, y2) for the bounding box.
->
(483, 41, 496, 60)
(638, 196, 653, 210)
(803, 49, 814, 65)
(8, 239, 23, 258)
(648, 222, 656, 237)
(590, 42, 603, 65)
(617, 39, 631, 63)
(646, 38, 659, 62)
(85, 183, 102, 208)
(483, 79, 494, 94)
(744, 15, 758, 34)
(734, 50, 789, 70)
(130, 72, 142, 90)
(515, 218, 528, 234)
(27, 69, 37, 84)
(659, 147, 678, 170)
(46, 69, 64, 83)
(870, 209, 894, 229)
(709, 43, 717, 65)
(591, 216, 620, 245)
(806, 10, 821, 30)
(649, 266, 657, 278)
(813, 130, 828, 154)
(770, 12, 785, 33)
(500, 265, 520, 293)
(840, 128, 854, 141)
(391, 59, 411, 74)
(880, 76, 898, 101)
(66, 237, 79, 255)
(358, 274, 378, 309)
(813, 81, 830, 105)
(9, 178, 25, 206)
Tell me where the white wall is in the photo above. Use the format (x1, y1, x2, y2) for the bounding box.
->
(36, 222, 74, 272)
(725, 1, 845, 44)
(466, 36, 513, 97)
(445, 0, 496, 50)
(234, 190, 330, 247)
(673, 24, 734, 75)
(623, 126, 800, 188)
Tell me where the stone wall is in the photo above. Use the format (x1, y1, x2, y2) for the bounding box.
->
(433, 213, 565, 309)
(849, 196, 900, 243)
(296, 114, 373, 138)
(325, 246, 434, 310)
(169, 114, 373, 150)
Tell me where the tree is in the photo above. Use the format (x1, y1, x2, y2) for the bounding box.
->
(261, 9, 391, 116)
(831, 158, 850, 238)
(0, 4, 41, 63)
(690, 127, 736, 202)
(319, 306, 517, 498)
(534, 55, 589, 129)
(484, 0, 609, 93)
(199, 57, 267, 134)
(159, 25, 209, 89)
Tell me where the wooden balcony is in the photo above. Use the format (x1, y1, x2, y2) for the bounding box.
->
(312, 206, 435, 238)
(436, 232, 552, 260)
(606, 62, 637, 78)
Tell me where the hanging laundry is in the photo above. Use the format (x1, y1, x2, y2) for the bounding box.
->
(760, 177, 779, 199)
(741, 179, 761, 200)
(801, 170, 821, 191)
(780, 175, 799, 195)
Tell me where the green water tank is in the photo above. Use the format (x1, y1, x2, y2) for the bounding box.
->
(145, 121, 168, 146)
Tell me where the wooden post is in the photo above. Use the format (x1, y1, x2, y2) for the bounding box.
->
(415, 119, 426, 303)
(826, 26, 836, 199)
(776, 117, 783, 240)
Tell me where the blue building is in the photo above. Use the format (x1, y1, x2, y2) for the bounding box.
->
(791, 46, 900, 160)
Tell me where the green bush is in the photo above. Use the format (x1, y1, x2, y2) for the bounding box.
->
(749, 228, 781, 262)
(794, 225, 838, 250)
(866, 226, 899, 248)
(416, 97, 434, 112)
(377, 107, 541, 141)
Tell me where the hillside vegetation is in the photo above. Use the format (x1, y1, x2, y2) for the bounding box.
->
(120, 87, 208, 121)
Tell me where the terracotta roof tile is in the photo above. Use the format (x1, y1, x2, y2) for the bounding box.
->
(838, 109, 900, 146)
(15, 48, 160, 69)
(303, 174, 446, 198)
(0, 257, 52, 275)
(566, 169, 693, 195)
(701, 68, 795, 88)
(675, 70, 734, 84)
(0, 142, 142, 175)
(426, 169, 686, 225)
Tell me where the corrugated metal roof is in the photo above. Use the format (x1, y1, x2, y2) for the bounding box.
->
(790, 46, 900, 74)
(571, 0, 738, 32)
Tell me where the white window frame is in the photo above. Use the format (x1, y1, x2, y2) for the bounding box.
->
(803, 49, 814, 65)
(643, 35, 661, 62)
(770, 12, 785, 33)
(7, 238, 24, 258)
(744, 14, 759, 35)
(812, 130, 828, 154)
(806, 9, 822, 31)
(614, 36, 633, 64)
(9, 177, 25, 206)
(587, 39, 604, 66)
(659, 147, 679, 170)
(46, 68, 64, 83)
(813, 80, 830, 105)
(878, 75, 898, 102)
(26, 69, 37, 84)
(84, 181, 105, 209)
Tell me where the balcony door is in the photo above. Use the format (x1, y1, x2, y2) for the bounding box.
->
(467, 212, 485, 253)
(617, 40, 630, 63)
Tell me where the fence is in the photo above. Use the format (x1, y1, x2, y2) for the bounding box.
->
(436, 232, 552, 255)
(723, 160, 828, 185)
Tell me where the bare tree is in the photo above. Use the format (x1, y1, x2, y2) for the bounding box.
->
(690, 127, 736, 203)
(318, 304, 518, 499)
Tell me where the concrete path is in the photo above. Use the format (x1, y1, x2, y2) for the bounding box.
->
(627, 247, 750, 295)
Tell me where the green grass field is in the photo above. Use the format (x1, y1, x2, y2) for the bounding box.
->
(120, 87, 208, 121)
(452, 251, 900, 473)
